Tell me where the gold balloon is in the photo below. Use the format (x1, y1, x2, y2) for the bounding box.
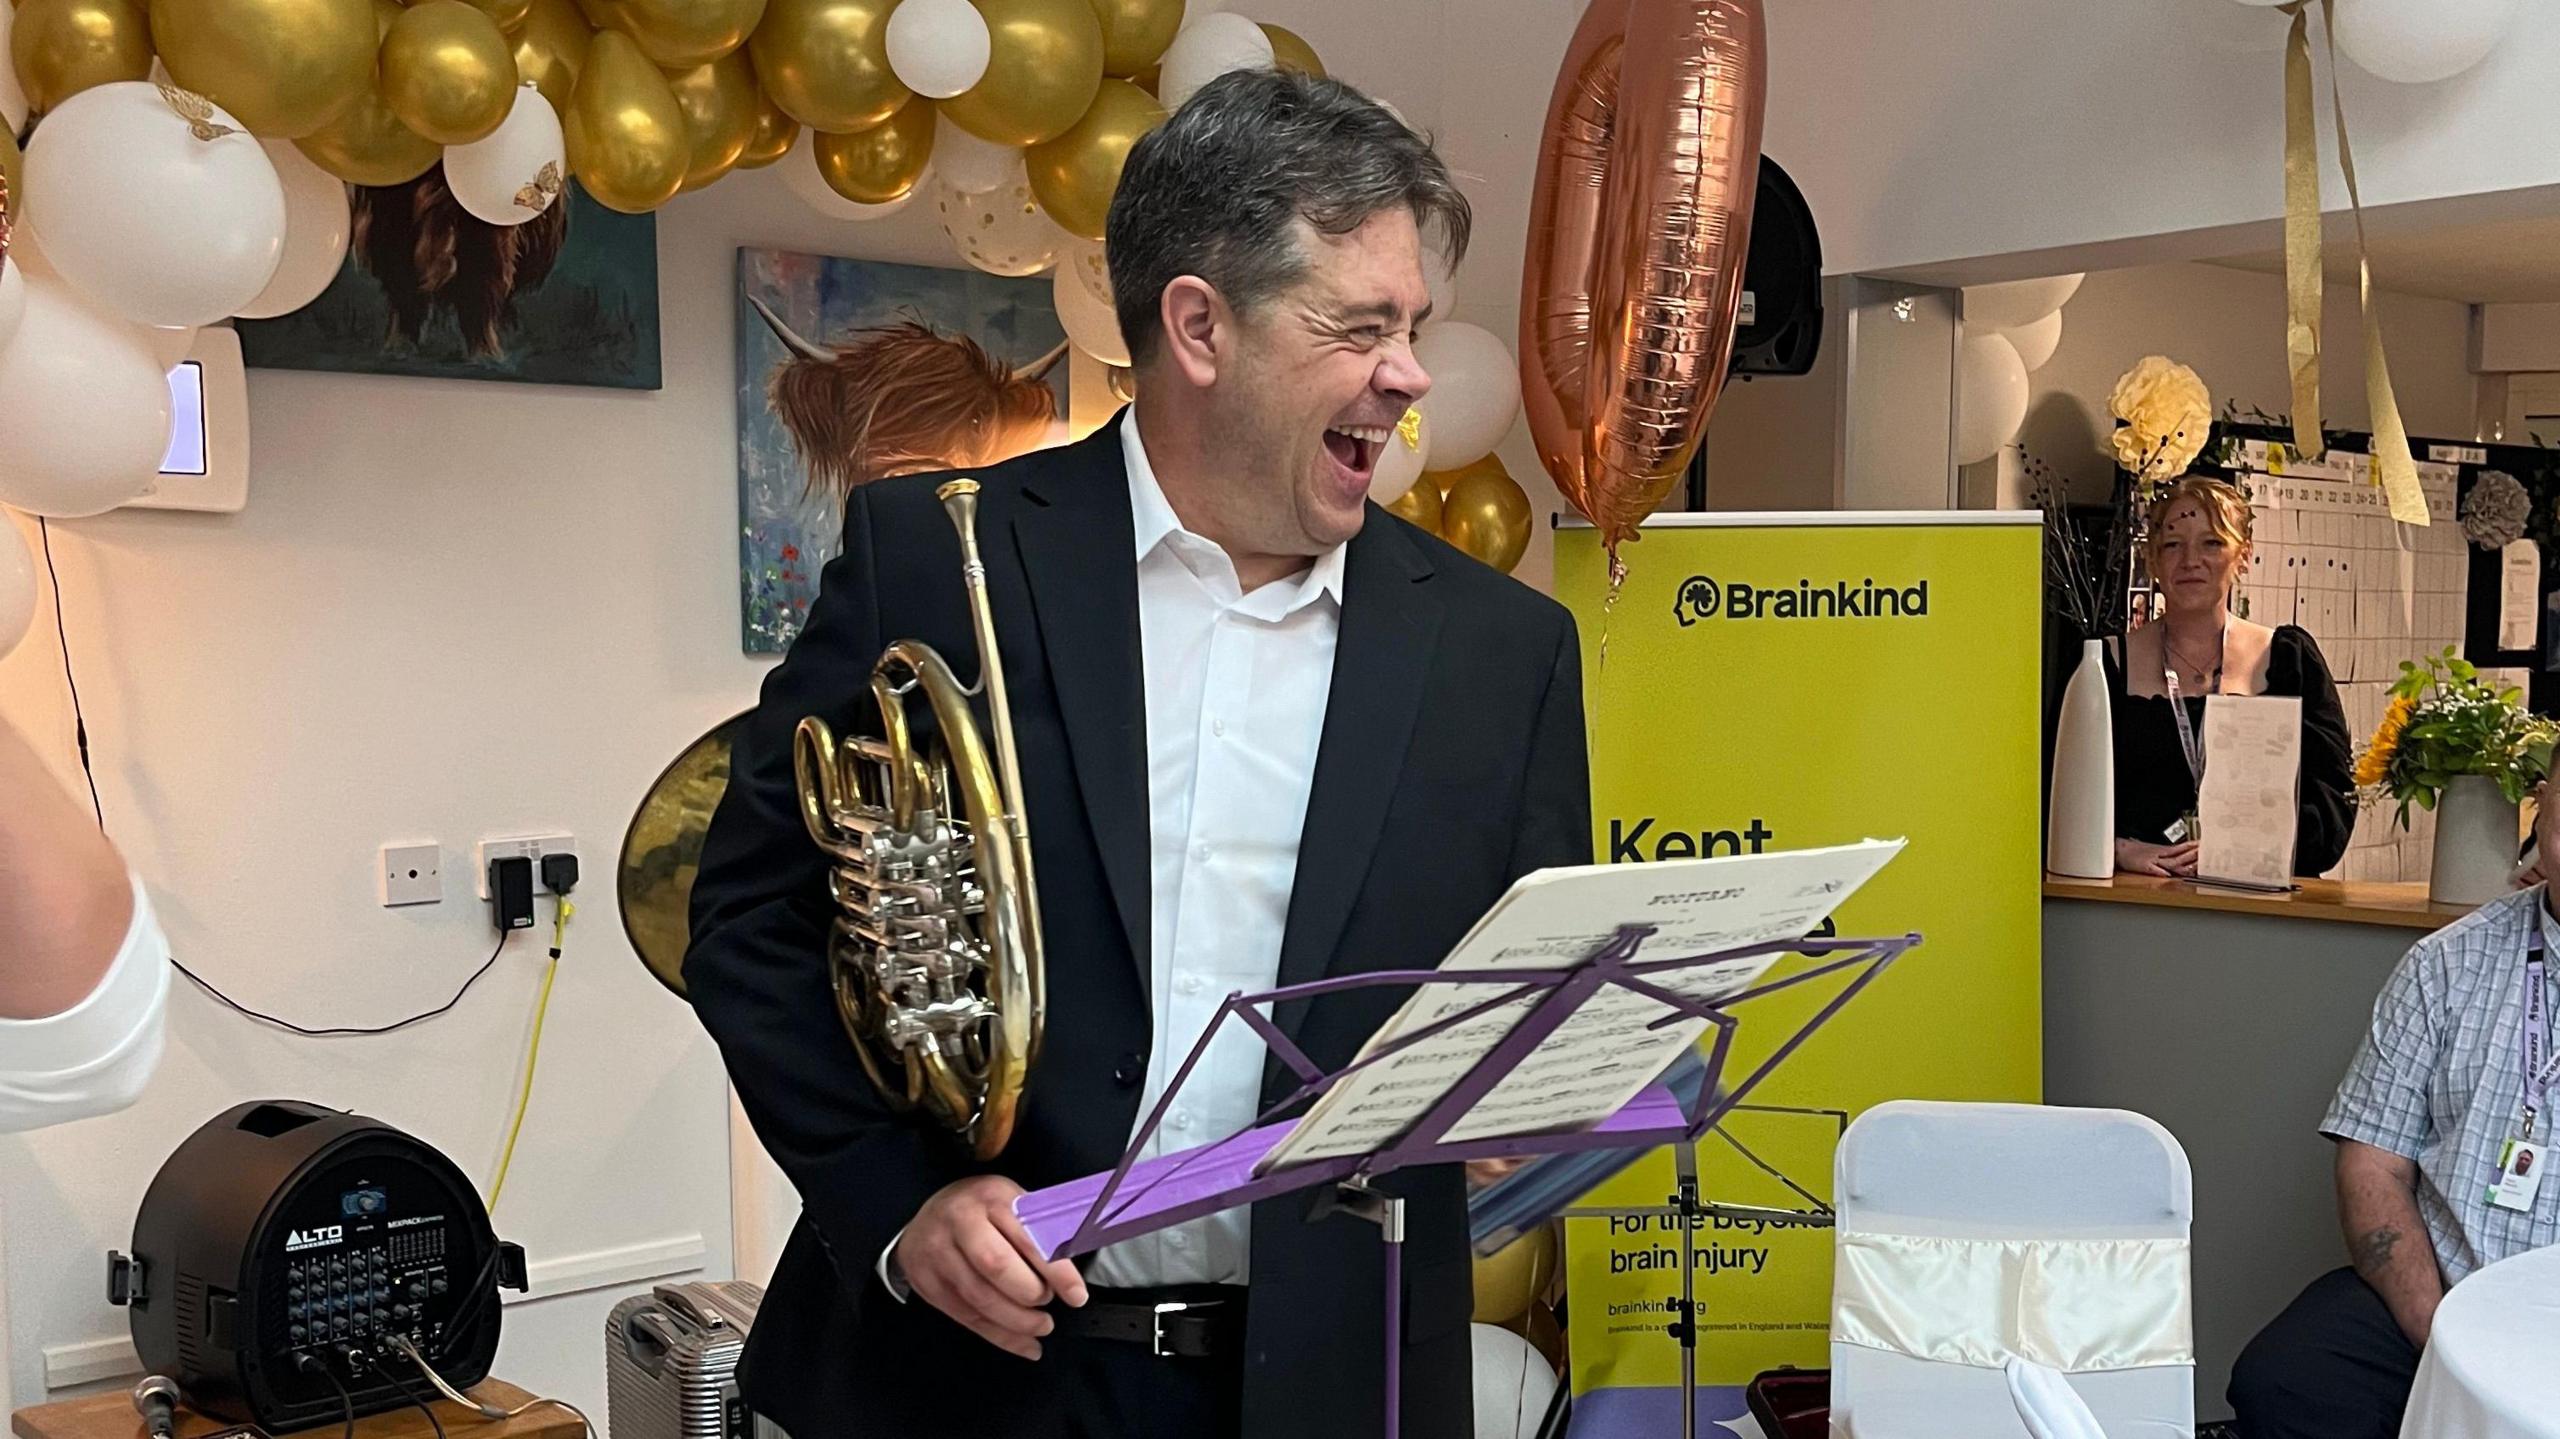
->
(1441, 461, 1534, 575)
(149, 0, 376, 138)
(563, 27, 687, 211)
(1428, 452, 1503, 499)
(2, 124, 21, 234)
(294, 0, 442, 183)
(509, 0, 590, 111)
(1384, 475, 1441, 532)
(578, 0, 760, 67)
(732, 80, 796, 167)
(1472, 1223, 1557, 1326)
(1024, 77, 1159, 242)
(665, 47, 758, 191)
(745, 0, 902, 132)
(1085, 0, 1177, 78)
(380, 0, 517, 143)
(1261, 22, 1321, 78)
(409, 0, 529, 29)
(942, 0, 1102, 147)
(10, 0, 152, 113)
(812, 93, 930, 203)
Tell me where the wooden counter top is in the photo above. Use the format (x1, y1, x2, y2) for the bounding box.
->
(2042, 872, 2477, 932)
(13, 1381, 579, 1439)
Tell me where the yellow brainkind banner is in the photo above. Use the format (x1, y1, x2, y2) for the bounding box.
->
(1552, 517, 2044, 1433)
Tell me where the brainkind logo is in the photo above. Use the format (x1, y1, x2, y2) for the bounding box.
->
(1673, 572, 1928, 624)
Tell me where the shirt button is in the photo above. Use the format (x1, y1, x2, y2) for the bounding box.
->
(1179, 974, 1204, 995)
(1171, 1111, 1193, 1130)
(1170, 1232, 1190, 1247)
(1193, 842, 1212, 862)
(1212, 718, 1226, 738)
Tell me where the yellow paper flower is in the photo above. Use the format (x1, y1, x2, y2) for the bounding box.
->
(2109, 356, 2214, 481)
(2354, 694, 2415, 788)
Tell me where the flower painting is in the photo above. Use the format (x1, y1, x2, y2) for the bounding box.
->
(733, 247, 1070, 654)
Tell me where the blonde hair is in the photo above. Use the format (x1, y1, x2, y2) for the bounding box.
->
(2143, 475, 2252, 569)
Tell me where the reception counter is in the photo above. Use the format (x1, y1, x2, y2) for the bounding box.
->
(2043, 874, 2474, 1416)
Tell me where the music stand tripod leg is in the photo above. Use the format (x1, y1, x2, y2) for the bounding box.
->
(1672, 1140, 1702, 1439)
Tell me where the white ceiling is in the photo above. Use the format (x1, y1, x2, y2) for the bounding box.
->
(2211, 213, 2560, 304)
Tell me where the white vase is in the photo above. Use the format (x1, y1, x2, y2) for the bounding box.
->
(2048, 638, 2116, 878)
(2429, 774, 2520, 906)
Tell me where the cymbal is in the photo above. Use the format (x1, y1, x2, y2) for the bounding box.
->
(617, 712, 748, 998)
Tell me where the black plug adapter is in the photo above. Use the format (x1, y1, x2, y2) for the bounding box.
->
(488, 856, 536, 933)
(540, 852, 579, 896)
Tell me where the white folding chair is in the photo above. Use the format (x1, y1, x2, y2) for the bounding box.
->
(1829, 1101, 2196, 1438)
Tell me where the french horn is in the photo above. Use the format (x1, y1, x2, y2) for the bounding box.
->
(792, 479, 1045, 1159)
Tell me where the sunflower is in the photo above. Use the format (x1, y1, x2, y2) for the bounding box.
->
(2355, 695, 2416, 788)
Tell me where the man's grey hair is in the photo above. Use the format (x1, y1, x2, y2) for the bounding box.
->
(1105, 67, 1471, 368)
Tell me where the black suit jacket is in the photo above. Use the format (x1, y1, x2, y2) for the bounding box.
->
(686, 418, 1592, 1438)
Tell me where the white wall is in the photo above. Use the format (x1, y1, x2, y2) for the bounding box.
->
(1765, 0, 2560, 281)
(0, 0, 1574, 1418)
(1998, 260, 2478, 505)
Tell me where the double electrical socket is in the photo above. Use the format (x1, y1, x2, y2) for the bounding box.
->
(475, 834, 577, 899)
(375, 835, 579, 906)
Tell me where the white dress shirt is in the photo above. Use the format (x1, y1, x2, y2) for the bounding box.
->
(1084, 410, 1343, 1289)
(881, 413, 1344, 1300)
(0, 874, 169, 1133)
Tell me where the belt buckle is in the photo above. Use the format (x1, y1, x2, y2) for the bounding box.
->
(1150, 1301, 1186, 1357)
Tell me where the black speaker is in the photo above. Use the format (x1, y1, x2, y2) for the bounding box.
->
(1731, 156, 1822, 378)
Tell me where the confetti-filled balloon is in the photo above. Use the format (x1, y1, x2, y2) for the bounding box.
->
(934, 169, 1059, 277)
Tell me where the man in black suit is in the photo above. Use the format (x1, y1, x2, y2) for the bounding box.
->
(686, 68, 1590, 1439)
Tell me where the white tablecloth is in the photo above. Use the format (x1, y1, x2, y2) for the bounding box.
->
(2403, 1247, 2560, 1439)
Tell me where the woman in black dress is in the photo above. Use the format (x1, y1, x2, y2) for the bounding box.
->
(2109, 477, 2355, 877)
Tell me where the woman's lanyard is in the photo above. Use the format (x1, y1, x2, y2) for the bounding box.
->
(2161, 622, 2226, 796)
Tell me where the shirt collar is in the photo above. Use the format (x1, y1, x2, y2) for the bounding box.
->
(1119, 409, 1345, 612)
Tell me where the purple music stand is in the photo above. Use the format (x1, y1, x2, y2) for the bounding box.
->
(1014, 922, 1921, 1439)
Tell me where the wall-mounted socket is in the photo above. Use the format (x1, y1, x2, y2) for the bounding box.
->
(380, 844, 444, 907)
(475, 834, 577, 898)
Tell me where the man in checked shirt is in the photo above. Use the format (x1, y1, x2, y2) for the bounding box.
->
(2230, 791, 2560, 1438)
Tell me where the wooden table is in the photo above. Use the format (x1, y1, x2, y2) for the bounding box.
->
(12, 1380, 581, 1439)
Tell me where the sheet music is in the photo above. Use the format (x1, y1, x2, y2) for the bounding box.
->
(2198, 695, 2301, 888)
(1255, 839, 1905, 1173)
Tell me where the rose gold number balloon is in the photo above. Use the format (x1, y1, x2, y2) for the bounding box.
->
(1519, 0, 1765, 573)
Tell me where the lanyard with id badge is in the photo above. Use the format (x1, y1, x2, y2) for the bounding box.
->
(2164, 666, 2205, 845)
(2488, 922, 2560, 1212)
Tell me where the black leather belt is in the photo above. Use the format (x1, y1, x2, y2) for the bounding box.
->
(1052, 1285, 1246, 1358)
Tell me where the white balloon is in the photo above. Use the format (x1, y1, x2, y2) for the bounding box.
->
(934, 113, 1022, 195)
(1411, 321, 1520, 470)
(1368, 407, 1431, 504)
(2004, 307, 2065, 372)
(2335, 0, 2516, 83)
(887, 0, 992, 100)
(1470, 1325, 1560, 1439)
(0, 262, 24, 355)
(0, 516, 34, 662)
(1158, 13, 1275, 109)
(933, 170, 1059, 277)
(0, 275, 173, 518)
(781, 138, 920, 220)
(1962, 273, 2084, 331)
(1956, 332, 2031, 467)
(1053, 241, 1127, 367)
(445, 86, 567, 228)
(0, 2, 26, 132)
(24, 82, 288, 328)
(234, 142, 351, 318)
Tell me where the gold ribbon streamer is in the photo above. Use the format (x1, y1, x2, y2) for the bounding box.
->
(2318, 0, 2426, 524)
(2282, 5, 2323, 462)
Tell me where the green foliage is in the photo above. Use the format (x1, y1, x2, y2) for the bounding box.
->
(2360, 648, 2560, 826)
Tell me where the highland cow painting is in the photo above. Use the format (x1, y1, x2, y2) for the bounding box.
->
(237, 172, 660, 390)
(733, 246, 1069, 653)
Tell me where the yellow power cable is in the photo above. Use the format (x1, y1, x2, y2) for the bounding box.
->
(488, 897, 571, 1211)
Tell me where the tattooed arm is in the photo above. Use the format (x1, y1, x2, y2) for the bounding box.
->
(2334, 1139, 2444, 1346)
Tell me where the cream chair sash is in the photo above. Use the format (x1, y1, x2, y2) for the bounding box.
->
(1832, 1231, 2195, 1373)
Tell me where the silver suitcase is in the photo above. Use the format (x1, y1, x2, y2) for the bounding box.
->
(605, 1280, 765, 1439)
